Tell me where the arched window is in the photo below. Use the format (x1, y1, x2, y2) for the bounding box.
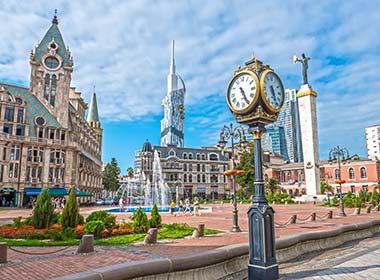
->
(43, 74, 50, 100)
(183, 153, 187, 159)
(209, 154, 218, 161)
(189, 175, 192, 183)
(43, 74, 57, 107)
(183, 164, 187, 171)
(202, 174, 206, 183)
(50, 74, 56, 106)
(335, 169, 340, 180)
(188, 153, 193, 159)
(360, 167, 367, 179)
(183, 174, 187, 182)
(196, 154, 200, 160)
(197, 174, 201, 182)
(349, 168, 355, 179)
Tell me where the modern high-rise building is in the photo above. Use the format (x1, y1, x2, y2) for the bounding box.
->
(262, 89, 303, 162)
(365, 124, 380, 160)
(160, 41, 185, 147)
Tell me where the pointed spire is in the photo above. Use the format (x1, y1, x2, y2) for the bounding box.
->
(87, 87, 99, 123)
(170, 40, 175, 74)
(52, 9, 58, 25)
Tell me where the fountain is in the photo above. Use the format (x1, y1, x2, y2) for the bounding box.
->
(110, 149, 170, 213)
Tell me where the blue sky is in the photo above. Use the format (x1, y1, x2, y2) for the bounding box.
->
(1, 1, 379, 173)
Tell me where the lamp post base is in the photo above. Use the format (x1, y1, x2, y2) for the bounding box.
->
(232, 208, 241, 232)
(248, 263, 279, 280)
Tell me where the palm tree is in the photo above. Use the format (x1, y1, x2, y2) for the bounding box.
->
(320, 181, 333, 194)
(127, 167, 134, 178)
(266, 179, 279, 194)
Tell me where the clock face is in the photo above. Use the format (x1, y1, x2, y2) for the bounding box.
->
(227, 73, 258, 112)
(262, 71, 284, 111)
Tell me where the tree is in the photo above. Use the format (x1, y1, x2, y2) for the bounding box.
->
(320, 181, 333, 194)
(266, 179, 279, 194)
(149, 204, 162, 228)
(33, 188, 54, 229)
(235, 149, 255, 199)
(103, 158, 121, 192)
(61, 189, 79, 228)
(127, 167, 134, 178)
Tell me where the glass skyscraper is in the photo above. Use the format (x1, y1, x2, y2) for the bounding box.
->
(262, 89, 303, 162)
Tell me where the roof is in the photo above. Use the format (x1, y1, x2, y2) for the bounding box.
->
(34, 21, 71, 67)
(142, 140, 153, 152)
(87, 92, 99, 122)
(152, 145, 227, 160)
(0, 83, 61, 136)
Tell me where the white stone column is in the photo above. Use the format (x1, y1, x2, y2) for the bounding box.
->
(297, 84, 320, 196)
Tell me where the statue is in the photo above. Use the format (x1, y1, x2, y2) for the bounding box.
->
(293, 53, 310, 85)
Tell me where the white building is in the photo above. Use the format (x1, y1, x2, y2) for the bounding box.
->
(365, 124, 380, 160)
(160, 41, 185, 147)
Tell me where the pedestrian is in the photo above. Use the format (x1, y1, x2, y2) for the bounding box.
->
(170, 200, 176, 216)
(184, 198, 191, 215)
(193, 197, 201, 216)
(179, 199, 184, 215)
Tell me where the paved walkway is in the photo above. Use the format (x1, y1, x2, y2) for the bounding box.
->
(280, 235, 380, 279)
(0, 203, 378, 279)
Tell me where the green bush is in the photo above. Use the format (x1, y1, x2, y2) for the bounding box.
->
(371, 190, 380, 207)
(32, 188, 55, 229)
(52, 212, 62, 224)
(63, 227, 77, 239)
(133, 207, 149, 233)
(266, 192, 274, 204)
(45, 229, 64, 241)
(13, 216, 23, 228)
(84, 220, 105, 238)
(149, 204, 162, 228)
(86, 210, 115, 230)
(77, 214, 85, 225)
(62, 189, 79, 228)
(354, 196, 364, 208)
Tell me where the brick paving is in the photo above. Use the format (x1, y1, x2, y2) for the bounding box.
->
(0, 203, 379, 279)
(280, 234, 380, 279)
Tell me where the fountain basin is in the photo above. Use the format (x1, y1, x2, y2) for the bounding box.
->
(106, 206, 213, 213)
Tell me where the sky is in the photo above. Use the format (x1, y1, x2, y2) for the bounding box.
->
(0, 0, 379, 173)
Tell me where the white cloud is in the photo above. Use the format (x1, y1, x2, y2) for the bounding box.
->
(0, 0, 379, 157)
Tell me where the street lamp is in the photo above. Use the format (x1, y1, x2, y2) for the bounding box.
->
(329, 146, 349, 217)
(217, 123, 247, 232)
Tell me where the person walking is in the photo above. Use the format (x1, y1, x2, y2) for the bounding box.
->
(170, 200, 176, 216)
(184, 198, 191, 215)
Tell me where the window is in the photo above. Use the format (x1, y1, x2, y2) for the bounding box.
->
(16, 125, 25, 136)
(197, 164, 200, 172)
(201, 154, 206, 160)
(16, 109, 24, 123)
(335, 169, 340, 180)
(202, 174, 206, 183)
(183, 164, 187, 171)
(10, 145, 20, 161)
(189, 175, 192, 183)
(8, 163, 19, 178)
(197, 174, 201, 182)
(196, 154, 200, 160)
(202, 164, 206, 172)
(183, 153, 187, 159)
(4, 107, 14, 122)
(188, 153, 193, 160)
(28, 147, 44, 163)
(2, 147, 6, 161)
(210, 154, 218, 161)
(183, 174, 187, 183)
(348, 168, 355, 179)
(43, 74, 57, 106)
(44, 57, 59, 69)
(211, 175, 218, 183)
(351, 185, 355, 193)
(360, 167, 367, 178)
(3, 124, 12, 134)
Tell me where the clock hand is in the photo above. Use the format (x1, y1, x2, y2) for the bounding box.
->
(239, 87, 250, 104)
(270, 85, 276, 100)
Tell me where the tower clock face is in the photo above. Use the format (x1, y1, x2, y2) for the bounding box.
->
(227, 72, 259, 113)
(261, 70, 284, 112)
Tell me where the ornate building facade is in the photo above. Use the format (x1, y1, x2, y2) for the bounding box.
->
(139, 140, 229, 199)
(0, 14, 103, 206)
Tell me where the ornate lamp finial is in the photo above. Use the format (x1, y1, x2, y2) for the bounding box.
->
(52, 9, 58, 25)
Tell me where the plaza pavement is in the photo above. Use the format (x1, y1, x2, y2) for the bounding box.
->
(0, 203, 379, 279)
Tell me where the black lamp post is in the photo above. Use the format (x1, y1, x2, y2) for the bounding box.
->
(329, 146, 349, 217)
(217, 123, 247, 232)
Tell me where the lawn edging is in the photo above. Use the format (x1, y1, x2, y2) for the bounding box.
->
(54, 219, 380, 280)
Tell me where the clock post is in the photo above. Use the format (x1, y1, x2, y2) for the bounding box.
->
(226, 55, 284, 280)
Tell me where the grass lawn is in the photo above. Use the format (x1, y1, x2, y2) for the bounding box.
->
(0, 224, 223, 247)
